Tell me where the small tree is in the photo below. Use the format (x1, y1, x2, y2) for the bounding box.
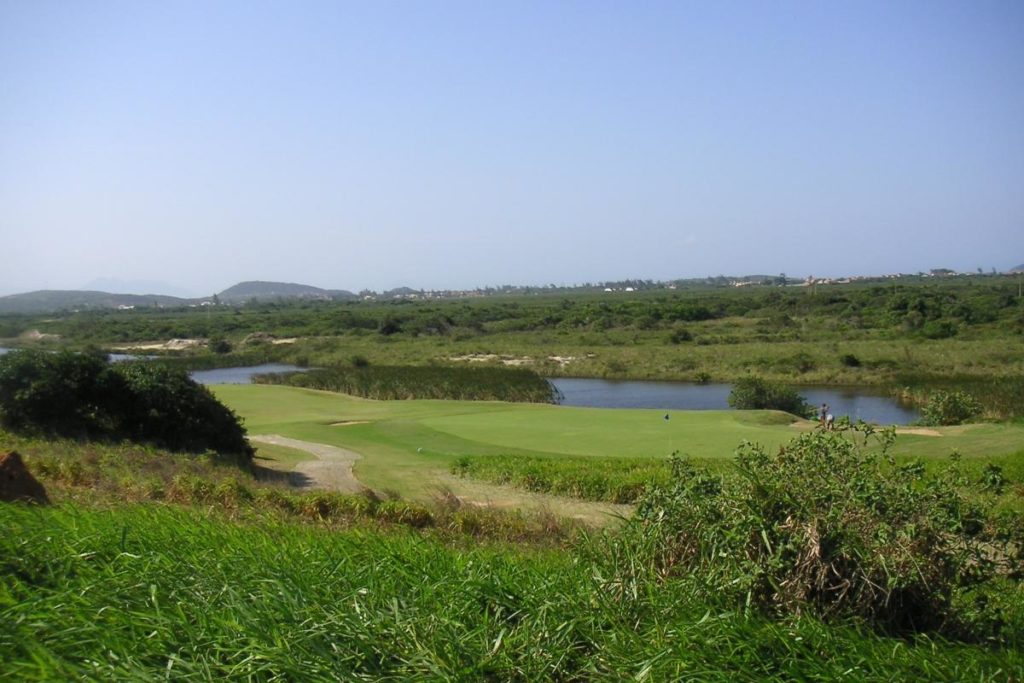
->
(728, 376, 811, 417)
(921, 390, 982, 426)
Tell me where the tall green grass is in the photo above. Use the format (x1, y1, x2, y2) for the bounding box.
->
(255, 364, 558, 403)
(452, 455, 673, 503)
(893, 373, 1024, 420)
(2, 503, 1021, 681)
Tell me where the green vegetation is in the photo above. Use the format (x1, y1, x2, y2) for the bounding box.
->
(0, 432, 582, 544)
(3, 276, 1022, 676)
(4, 430, 1022, 680)
(452, 454, 671, 503)
(209, 385, 1024, 508)
(727, 376, 812, 416)
(3, 382, 1022, 678)
(4, 277, 1022, 410)
(255, 364, 557, 403)
(921, 390, 984, 426)
(0, 350, 251, 460)
(895, 373, 1024, 421)
(629, 426, 1022, 638)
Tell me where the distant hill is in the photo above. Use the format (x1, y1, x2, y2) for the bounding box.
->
(1010, 264, 1024, 274)
(0, 290, 190, 314)
(215, 281, 357, 303)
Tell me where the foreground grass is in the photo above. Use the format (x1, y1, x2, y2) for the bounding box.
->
(2, 503, 1021, 681)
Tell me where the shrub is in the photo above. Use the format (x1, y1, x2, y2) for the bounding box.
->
(728, 377, 811, 417)
(921, 390, 982, 426)
(922, 319, 959, 339)
(628, 426, 1022, 635)
(0, 350, 252, 460)
(839, 353, 861, 368)
(667, 326, 693, 344)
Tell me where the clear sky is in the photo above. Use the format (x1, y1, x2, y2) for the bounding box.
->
(1, 0, 1022, 296)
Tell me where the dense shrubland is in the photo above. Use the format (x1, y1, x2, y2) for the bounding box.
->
(254, 364, 558, 403)
(6, 276, 1021, 347)
(4, 277, 1021, 417)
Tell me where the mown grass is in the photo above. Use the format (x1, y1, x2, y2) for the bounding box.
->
(2, 503, 1021, 681)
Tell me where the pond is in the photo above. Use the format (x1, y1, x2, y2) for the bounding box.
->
(189, 364, 309, 385)
(549, 378, 920, 425)
(0, 347, 919, 424)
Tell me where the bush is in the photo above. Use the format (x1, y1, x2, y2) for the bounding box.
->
(667, 326, 693, 344)
(921, 390, 982, 426)
(628, 426, 1022, 636)
(922, 319, 959, 339)
(839, 353, 861, 368)
(728, 377, 811, 417)
(0, 350, 252, 460)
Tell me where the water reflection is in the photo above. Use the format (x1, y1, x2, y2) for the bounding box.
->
(549, 378, 919, 425)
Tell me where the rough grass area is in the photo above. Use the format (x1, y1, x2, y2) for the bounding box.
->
(254, 364, 557, 403)
(2, 503, 1021, 681)
(0, 432, 586, 545)
(452, 455, 673, 503)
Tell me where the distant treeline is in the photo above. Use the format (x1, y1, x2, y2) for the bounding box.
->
(4, 276, 1021, 344)
(254, 365, 558, 403)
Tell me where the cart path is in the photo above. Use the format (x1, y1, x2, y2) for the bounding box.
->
(250, 434, 365, 493)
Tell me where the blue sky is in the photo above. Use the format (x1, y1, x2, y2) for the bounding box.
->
(1, 0, 1022, 296)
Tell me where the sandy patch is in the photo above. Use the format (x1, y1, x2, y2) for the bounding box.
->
(449, 353, 533, 366)
(20, 329, 60, 341)
(547, 355, 576, 368)
(115, 338, 204, 351)
(329, 420, 370, 427)
(271, 337, 298, 344)
(895, 427, 943, 437)
(250, 434, 365, 493)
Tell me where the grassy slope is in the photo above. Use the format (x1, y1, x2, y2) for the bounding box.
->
(3, 504, 1019, 681)
(217, 385, 1024, 500)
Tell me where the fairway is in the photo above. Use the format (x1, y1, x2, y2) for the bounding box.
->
(216, 385, 1024, 506)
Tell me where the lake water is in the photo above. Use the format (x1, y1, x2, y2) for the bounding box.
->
(189, 364, 309, 385)
(549, 378, 920, 425)
(0, 347, 918, 424)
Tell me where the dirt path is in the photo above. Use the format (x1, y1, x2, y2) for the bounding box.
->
(250, 435, 630, 526)
(249, 434, 365, 493)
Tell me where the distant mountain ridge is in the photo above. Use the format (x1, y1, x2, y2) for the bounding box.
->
(216, 281, 356, 303)
(0, 281, 358, 313)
